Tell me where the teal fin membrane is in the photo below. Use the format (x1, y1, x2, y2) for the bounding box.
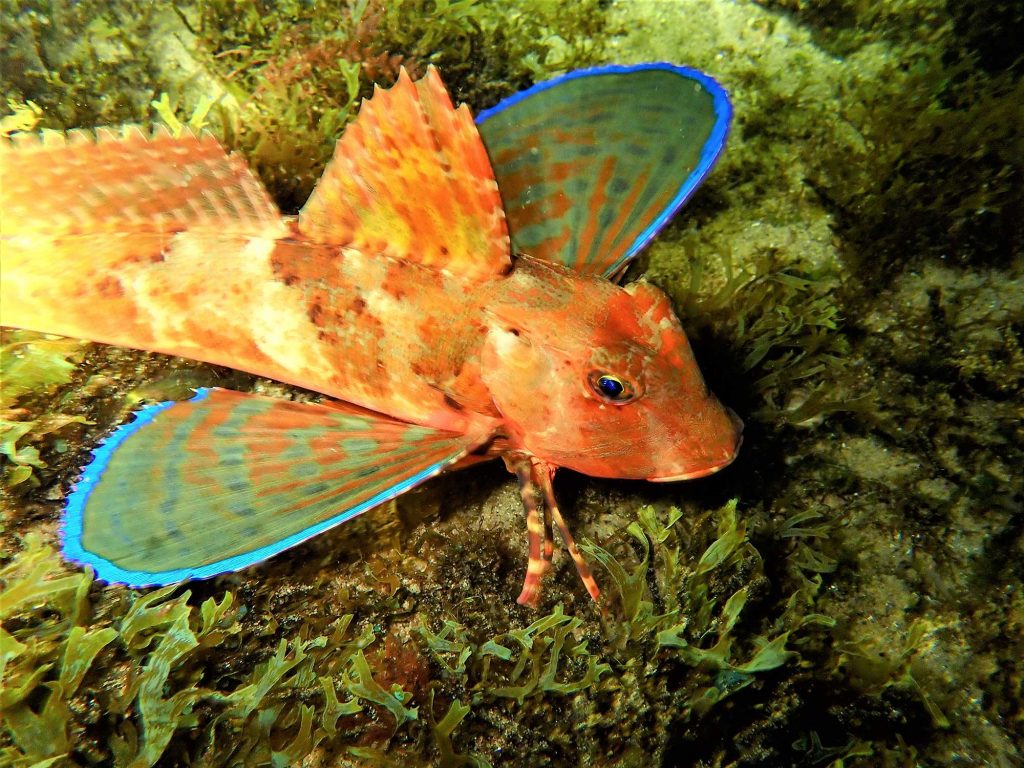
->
(477, 62, 731, 279)
(63, 388, 483, 586)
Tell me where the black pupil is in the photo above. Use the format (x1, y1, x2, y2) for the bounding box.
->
(598, 376, 624, 398)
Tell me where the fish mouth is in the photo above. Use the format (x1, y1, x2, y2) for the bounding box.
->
(647, 434, 743, 483)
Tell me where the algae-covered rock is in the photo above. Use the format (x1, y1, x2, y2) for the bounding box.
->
(1, 0, 1021, 766)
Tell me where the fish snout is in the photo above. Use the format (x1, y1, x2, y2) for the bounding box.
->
(647, 404, 743, 482)
(726, 406, 744, 435)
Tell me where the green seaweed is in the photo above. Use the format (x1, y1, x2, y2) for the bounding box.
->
(0, 331, 91, 486)
(417, 619, 473, 677)
(2, 0, 1021, 764)
(317, 674, 364, 736)
(129, 598, 205, 766)
(0, 535, 418, 766)
(220, 636, 315, 719)
(59, 626, 119, 699)
(149, 91, 220, 136)
(482, 604, 611, 703)
(0, 333, 86, 407)
(0, 98, 42, 135)
(581, 501, 801, 716)
(838, 619, 952, 730)
(1, 0, 612, 212)
(649, 240, 856, 427)
(342, 649, 419, 726)
(0, 414, 90, 487)
(430, 696, 490, 768)
(418, 604, 611, 707)
(1, 470, 827, 764)
(1, 535, 102, 764)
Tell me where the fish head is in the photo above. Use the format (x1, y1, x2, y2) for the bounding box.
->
(482, 275, 742, 481)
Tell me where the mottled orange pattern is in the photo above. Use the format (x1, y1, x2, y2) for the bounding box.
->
(0, 66, 740, 605)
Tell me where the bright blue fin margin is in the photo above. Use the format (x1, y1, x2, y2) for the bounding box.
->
(62, 388, 481, 587)
(477, 62, 732, 278)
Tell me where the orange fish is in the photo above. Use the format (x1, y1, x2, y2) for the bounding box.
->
(0, 64, 741, 605)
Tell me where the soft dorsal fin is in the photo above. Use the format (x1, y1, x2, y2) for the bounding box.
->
(299, 67, 511, 280)
(1, 126, 282, 236)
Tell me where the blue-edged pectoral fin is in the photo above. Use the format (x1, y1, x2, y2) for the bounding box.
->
(63, 387, 488, 587)
(476, 63, 731, 279)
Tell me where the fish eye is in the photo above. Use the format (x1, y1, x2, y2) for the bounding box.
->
(588, 371, 636, 403)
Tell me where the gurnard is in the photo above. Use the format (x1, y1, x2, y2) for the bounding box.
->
(0, 64, 741, 605)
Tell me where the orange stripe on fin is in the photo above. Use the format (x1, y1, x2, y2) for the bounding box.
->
(298, 66, 510, 281)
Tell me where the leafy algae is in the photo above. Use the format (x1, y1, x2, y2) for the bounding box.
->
(1, 0, 1022, 765)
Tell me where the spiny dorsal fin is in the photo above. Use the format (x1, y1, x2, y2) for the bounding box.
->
(299, 66, 510, 280)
